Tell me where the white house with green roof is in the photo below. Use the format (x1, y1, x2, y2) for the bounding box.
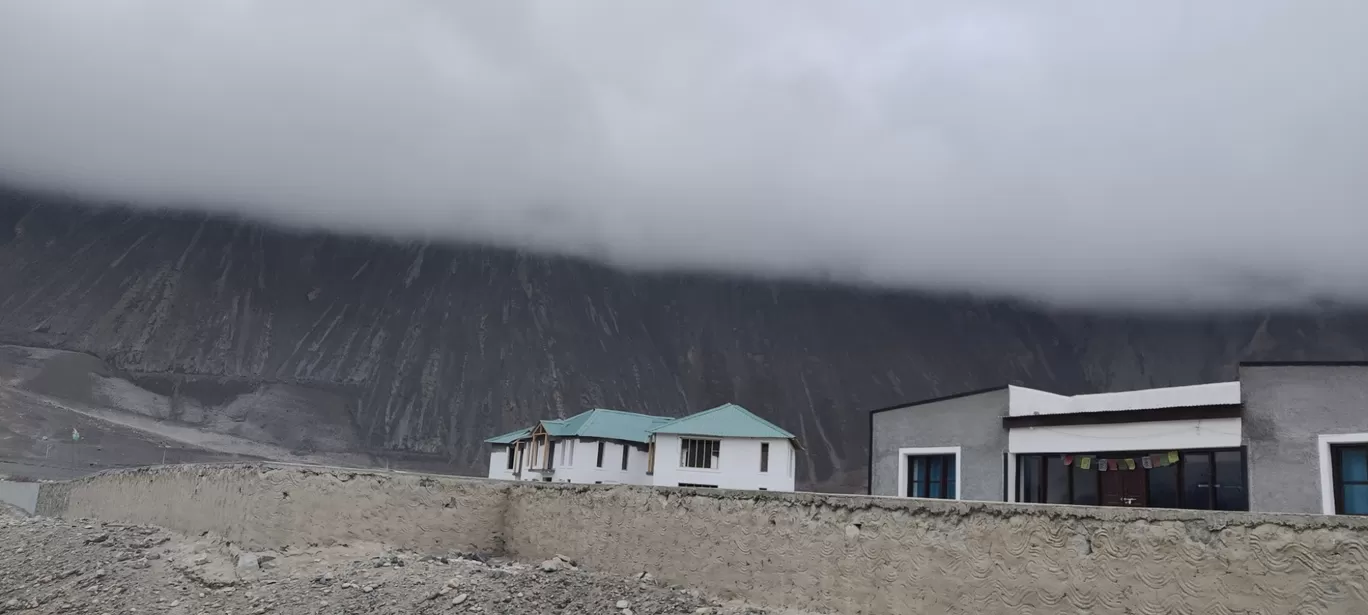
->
(484, 403, 801, 491)
(647, 403, 800, 491)
(485, 408, 669, 485)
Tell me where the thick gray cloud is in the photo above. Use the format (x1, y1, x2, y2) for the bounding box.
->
(1, 1, 1365, 308)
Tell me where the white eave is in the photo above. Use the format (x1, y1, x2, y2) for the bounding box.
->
(1007, 381, 1240, 417)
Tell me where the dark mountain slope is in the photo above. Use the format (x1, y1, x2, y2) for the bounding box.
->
(2, 189, 1366, 490)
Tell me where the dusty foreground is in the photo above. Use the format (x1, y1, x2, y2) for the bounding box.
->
(0, 507, 780, 615)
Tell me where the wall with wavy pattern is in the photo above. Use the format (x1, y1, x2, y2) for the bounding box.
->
(36, 463, 1368, 615)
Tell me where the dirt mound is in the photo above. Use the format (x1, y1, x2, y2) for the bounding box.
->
(0, 508, 778, 615)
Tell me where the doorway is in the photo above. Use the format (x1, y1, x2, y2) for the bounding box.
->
(1100, 468, 1147, 507)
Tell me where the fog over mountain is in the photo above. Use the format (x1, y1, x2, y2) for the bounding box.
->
(2, 1, 1366, 307)
(2, 3, 1368, 490)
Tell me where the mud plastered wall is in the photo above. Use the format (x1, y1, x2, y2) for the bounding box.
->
(504, 484, 1368, 615)
(37, 465, 505, 554)
(36, 465, 1368, 615)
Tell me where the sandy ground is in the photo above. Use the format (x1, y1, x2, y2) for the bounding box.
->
(0, 506, 783, 615)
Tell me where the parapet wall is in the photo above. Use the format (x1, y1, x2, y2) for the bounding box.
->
(36, 464, 1368, 615)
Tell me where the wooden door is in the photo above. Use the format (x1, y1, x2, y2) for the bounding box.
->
(1100, 467, 1148, 507)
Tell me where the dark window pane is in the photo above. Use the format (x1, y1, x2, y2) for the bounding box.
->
(1019, 456, 1043, 503)
(1046, 456, 1070, 504)
(760, 443, 770, 472)
(1182, 453, 1213, 510)
(1342, 447, 1368, 482)
(1345, 484, 1368, 515)
(1213, 451, 1247, 511)
(1071, 465, 1098, 505)
(946, 458, 957, 499)
(1147, 463, 1180, 508)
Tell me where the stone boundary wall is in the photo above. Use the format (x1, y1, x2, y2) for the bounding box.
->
(35, 464, 1368, 615)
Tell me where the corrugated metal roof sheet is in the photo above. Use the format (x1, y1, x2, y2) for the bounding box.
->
(484, 427, 531, 444)
(537, 409, 671, 444)
(648, 403, 796, 440)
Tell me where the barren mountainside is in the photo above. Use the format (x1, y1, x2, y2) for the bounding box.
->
(4, 188, 1368, 490)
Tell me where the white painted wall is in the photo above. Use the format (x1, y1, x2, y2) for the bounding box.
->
(540, 438, 652, 485)
(1007, 382, 1240, 416)
(651, 435, 796, 491)
(1008, 418, 1242, 454)
(487, 446, 518, 480)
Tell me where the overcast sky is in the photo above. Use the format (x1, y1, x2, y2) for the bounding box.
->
(1, 2, 1365, 308)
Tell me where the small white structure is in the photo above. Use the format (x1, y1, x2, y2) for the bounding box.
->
(486, 403, 801, 492)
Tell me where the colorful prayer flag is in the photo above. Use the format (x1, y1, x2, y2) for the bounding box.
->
(1063, 455, 1074, 466)
(1151, 454, 1164, 468)
(1109, 459, 1119, 471)
(1168, 451, 1180, 464)
(1141, 456, 1153, 469)
(1098, 459, 1108, 472)
(1125, 458, 1136, 471)
(1079, 457, 1092, 470)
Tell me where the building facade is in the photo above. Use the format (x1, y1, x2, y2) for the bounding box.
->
(487, 403, 801, 492)
(870, 362, 1368, 516)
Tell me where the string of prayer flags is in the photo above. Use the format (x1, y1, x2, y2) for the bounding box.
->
(1060, 452, 1182, 472)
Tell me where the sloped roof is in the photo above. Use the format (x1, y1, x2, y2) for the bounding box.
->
(536, 409, 673, 444)
(484, 427, 531, 444)
(648, 403, 796, 441)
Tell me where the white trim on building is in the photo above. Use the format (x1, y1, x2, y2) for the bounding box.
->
(896, 446, 961, 500)
(1008, 418, 1242, 454)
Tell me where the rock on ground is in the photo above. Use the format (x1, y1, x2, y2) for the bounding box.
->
(0, 507, 779, 615)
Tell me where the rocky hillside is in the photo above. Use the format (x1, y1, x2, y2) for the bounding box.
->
(4, 188, 1368, 491)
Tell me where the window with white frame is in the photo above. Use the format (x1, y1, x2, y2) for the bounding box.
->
(899, 447, 960, 500)
(680, 438, 720, 469)
(1318, 433, 1368, 515)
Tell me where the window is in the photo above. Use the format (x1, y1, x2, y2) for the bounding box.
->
(760, 443, 770, 472)
(1016, 449, 1246, 511)
(905, 454, 956, 500)
(1332, 444, 1368, 515)
(505, 446, 515, 470)
(621, 445, 630, 471)
(680, 438, 720, 469)
(596, 442, 605, 468)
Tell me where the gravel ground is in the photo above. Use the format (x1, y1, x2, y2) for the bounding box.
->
(0, 507, 781, 615)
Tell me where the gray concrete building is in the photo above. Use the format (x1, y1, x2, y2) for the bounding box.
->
(870, 362, 1368, 516)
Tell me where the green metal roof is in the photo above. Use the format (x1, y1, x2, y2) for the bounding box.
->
(540, 408, 672, 444)
(484, 427, 531, 444)
(648, 403, 797, 441)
